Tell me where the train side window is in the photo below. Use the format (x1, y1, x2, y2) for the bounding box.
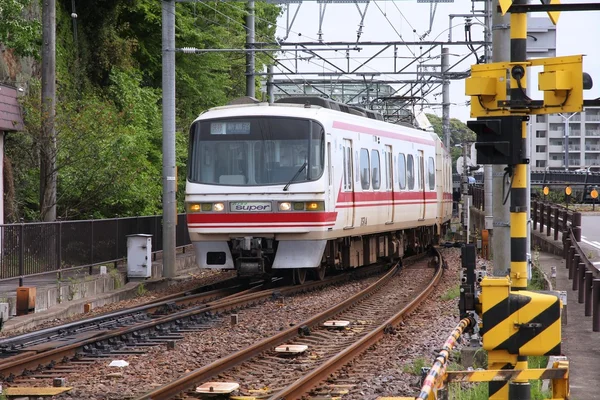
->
(428, 157, 435, 190)
(407, 154, 415, 190)
(398, 153, 406, 190)
(371, 150, 381, 190)
(360, 148, 370, 190)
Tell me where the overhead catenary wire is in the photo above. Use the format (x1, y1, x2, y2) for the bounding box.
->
(174, 1, 483, 116)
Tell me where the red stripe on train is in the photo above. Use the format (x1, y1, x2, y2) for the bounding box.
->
(187, 212, 338, 224)
(332, 121, 435, 145)
(336, 190, 437, 204)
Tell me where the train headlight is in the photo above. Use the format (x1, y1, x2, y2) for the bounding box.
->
(279, 202, 292, 211)
(187, 203, 201, 212)
(293, 202, 305, 211)
(213, 203, 225, 212)
(201, 203, 213, 212)
(305, 201, 325, 211)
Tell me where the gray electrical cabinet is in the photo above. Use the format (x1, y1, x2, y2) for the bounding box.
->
(127, 234, 152, 278)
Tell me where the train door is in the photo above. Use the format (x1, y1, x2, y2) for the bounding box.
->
(327, 142, 334, 210)
(385, 145, 394, 224)
(418, 150, 426, 220)
(342, 139, 355, 228)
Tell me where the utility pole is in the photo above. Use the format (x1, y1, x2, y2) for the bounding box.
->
(483, 0, 493, 236)
(441, 47, 451, 149)
(162, 0, 176, 279)
(462, 142, 469, 243)
(246, 0, 256, 98)
(41, 0, 57, 222)
(491, 0, 511, 277)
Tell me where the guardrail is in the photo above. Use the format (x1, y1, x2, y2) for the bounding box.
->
(0, 214, 192, 284)
(531, 200, 581, 242)
(531, 199, 600, 332)
(564, 231, 600, 332)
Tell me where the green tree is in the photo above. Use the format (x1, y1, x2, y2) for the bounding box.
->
(0, 0, 41, 57)
(426, 113, 475, 172)
(3, 0, 281, 221)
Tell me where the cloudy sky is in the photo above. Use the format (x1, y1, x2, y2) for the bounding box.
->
(273, 0, 600, 122)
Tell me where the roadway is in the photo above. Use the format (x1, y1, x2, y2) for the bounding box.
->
(579, 214, 600, 269)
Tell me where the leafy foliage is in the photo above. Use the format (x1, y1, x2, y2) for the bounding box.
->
(426, 113, 475, 172)
(0, 0, 41, 57)
(3, 0, 281, 221)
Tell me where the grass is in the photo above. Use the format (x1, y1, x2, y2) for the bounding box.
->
(447, 356, 551, 400)
(136, 283, 148, 297)
(402, 356, 430, 376)
(441, 284, 461, 301)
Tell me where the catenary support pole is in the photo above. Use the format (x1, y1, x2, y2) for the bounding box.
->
(267, 64, 274, 103)
(491, 0, 511, 278)
(441, 47, 451, 149)
(246, 0, 256, 97)
(162, 0, 176, 278)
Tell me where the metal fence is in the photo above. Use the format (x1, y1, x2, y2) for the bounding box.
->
(0, 214, 191, 281)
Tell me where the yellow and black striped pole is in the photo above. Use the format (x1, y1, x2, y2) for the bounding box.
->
(508, 1, 530, 398)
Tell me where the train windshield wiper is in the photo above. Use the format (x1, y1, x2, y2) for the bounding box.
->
(283, 162, 307, 191)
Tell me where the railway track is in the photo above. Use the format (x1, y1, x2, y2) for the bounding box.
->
(0, 264, 386, 384)
(135, 249, 443, 400)
(0, 276, 254, 355)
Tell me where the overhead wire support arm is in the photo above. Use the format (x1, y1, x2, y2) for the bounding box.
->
(505, 2, 600, 12)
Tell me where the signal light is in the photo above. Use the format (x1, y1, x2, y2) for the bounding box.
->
(583, 72, 593, 90)
(467, 116, 525, 165)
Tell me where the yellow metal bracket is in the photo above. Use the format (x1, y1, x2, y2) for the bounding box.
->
(465, 55, 584, 118)
(530, 55, 584, 114)
(465, 62, 511, 118)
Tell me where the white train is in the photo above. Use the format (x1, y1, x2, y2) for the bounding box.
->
(185, 97, 453, 283)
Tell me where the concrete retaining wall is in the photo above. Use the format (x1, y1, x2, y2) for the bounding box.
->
(3, 248, 197, 321)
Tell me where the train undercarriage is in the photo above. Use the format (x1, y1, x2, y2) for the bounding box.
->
(220, 225, 440, 284)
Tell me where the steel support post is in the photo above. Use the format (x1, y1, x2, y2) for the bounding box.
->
(442, 47, 451, 149)
(161, 0, 176, 278)
(593, 279, 600, 332)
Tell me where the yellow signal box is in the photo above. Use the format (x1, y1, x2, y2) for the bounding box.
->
(465, 63, 511, 118)
(465, 56, 584, 118)
(530, 55, 584, 114)
(480, 277, 562, 356)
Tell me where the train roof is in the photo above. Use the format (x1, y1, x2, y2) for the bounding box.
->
(196, 97, 441, 146)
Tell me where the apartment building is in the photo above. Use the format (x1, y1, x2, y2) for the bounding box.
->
(530, 107, 600, 171)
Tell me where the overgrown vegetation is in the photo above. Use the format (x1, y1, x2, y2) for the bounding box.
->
(402, 356, 430, 376)
(426, 114, 475, 173)
(440, 284, 461, 301)
(529, 248, 547, 291)
(1, 0, 281, 221)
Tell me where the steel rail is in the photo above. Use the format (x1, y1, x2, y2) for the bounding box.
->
(135, 254, 428, 400)
(269, 248, 444, 399)
(0, 265, 384, 379)
(0, 277, 249, 352)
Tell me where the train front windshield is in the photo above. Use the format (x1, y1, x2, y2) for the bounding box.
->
(188, 117, 325, 186)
